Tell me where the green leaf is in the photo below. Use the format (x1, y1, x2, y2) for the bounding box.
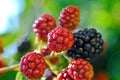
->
(0, 70, 17, 80)
(56, 55, 69, 71)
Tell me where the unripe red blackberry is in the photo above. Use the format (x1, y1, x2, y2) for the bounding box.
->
(43, 68, 57, 80)
(49, 56, 59, 64)
(67, 58, 94, 80)
(0, 58, 5, 68)
(20, 52, 46, 79)
(0, 57, 5, 75)
(59, 5, 80, 30)
(94, 71, 109, 80)
(66, 28, 104, 60)
(57, 68, 72, 80)
(42, 47, 51, 56)
(32, 14, 56, 40)
(0, 39, 3, 54)
(47, 27, 74, 52)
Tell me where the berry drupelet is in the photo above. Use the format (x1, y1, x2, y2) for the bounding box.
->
(20, 52, 46, 79)
(32, 14, 56, 40)
(47, 27, 74, 52)
(59, 5, 80, 30)
(66, 28, 104, 60)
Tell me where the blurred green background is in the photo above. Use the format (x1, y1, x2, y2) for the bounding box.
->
(0, 0, 120, 80)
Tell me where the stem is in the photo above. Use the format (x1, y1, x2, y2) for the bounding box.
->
(29, 79, 36, 80)
(44, 51, 66, 74)
(0, 64, 19, 73)
(45, 58, 59, 74)
(34, 36, 39, 45)
(63, 53, 73, 63)
(33, 36, 39, 49)
(44, 51, 65, 59)
(38, 39, 44, 53)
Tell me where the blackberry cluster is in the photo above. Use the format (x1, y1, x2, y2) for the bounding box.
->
(66, 28, 104, 60)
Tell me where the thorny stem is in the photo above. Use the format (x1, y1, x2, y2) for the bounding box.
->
(0, 64, 19, 73)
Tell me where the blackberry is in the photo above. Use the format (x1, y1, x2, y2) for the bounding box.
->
(0, 39, 3, 54)
(67, 58, 94, 80)
(47, 27, 74, 52)
(20, 52, 46, 79)
(94, 71, 109, 80)
(43, 68, 57, 80)
(32, 14, 56, 40)
(42, 47, 51, 56)
(57, 68, 72, 80)
(66, 28, 104, 60)
(59, 5, 80, 30)
(0, 57, 5, 75)
(18, 38, 31, 53)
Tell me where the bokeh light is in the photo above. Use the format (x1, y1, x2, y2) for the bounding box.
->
(0, 0, 24, 34)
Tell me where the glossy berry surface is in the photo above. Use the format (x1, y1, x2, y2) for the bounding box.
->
(47, 27, 74, 52)
(57, 68, 72, 80)
(59, 5, 80, 30)
(67, 58, 94, 80)
(20, 52, 46, 79)
(43, 68, 57, 80)
(42, 47, 51, 56)
(32, 14, 56, 40)
(66, 28, 104, 60)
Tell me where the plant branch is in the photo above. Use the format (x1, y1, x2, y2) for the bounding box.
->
(0, 64, 19, 73)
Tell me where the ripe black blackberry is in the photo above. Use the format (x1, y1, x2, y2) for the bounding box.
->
(66, 28, 104, 60)
(18, 38, 31, 53)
